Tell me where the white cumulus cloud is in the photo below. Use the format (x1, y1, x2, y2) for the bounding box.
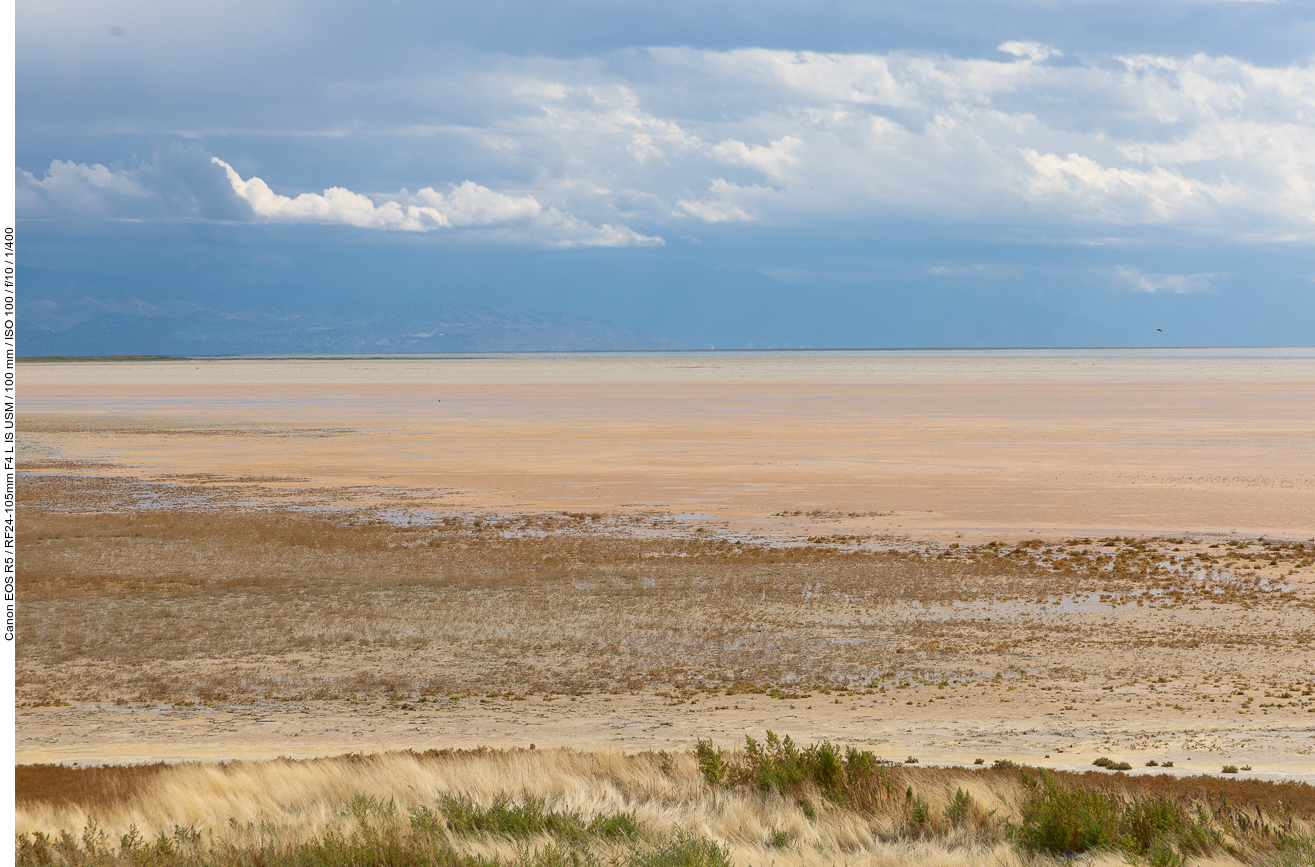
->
(212, 157, 662, 246)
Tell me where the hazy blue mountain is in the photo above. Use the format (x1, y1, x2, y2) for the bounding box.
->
(18, 268, 684, 355)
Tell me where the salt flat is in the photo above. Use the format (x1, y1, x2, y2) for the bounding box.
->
(19, 354, 1315, 540)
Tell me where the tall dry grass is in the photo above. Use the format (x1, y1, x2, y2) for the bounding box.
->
(17, 745, 1315, 867)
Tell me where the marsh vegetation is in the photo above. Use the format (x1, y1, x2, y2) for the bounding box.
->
(17, 475, 1315, 707)
(16, 740, 1315, 867)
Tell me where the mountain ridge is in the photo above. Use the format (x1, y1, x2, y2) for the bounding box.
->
(19, 268, 684, 355)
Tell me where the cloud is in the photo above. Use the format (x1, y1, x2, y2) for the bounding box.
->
(711, 136, 801, 179)
(20, 42, 1315, 244)
(1021, 149, 1226, 222)
(676, 178, 781, 223)
(213, 158, 662, 246)
(1116, 266, 1221, 293)
(413, 45, 1315, 240)
(676, 198, 751, 223)
(998, 41, 1062, 62)
(214, 158, 412, 229)
(18, 146, 661, 247)
(17, 142, 253, 221)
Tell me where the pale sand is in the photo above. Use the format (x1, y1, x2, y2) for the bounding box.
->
(18, 692, 1315, 784)
(19, 355, 1315, 541)
(17, 355, 1315, 773)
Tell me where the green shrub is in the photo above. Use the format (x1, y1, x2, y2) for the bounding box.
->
(1013, 771, 1119, 854)
(810, 741, 845, 795)
(694, 740, 727, 787)
(342, 792, 398, 827)
(587, 813, 641, 840)
(942, 788, 975, 827)
(627, 832, 730, 867)
(904, 787, 932, 835)
(1120, 797, 1190, 856)
(409, 804, 446, 836)
(698, 732, 893, 814)
(742, 732, 804, 793)
(1011, 770, 1217, 864)
(439, 794, 636, 843)
(1270, 836, 1315, 867)
(442, 794, 588, 839)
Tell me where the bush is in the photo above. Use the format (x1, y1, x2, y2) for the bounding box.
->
(1011, 770, 1217, 863)
(439, 794, 637, 843)
(698, 731, 893, 812)
(588, 813, 642, 840)
(628, 832, 730, 867)
(1271, 836, 1315, 867)
(904, 787, 932, 835)
(694, 740, 727, 787)
(1222, 765, 1239, 774)
(942, 788, 975, 826)
(1013, 771, 1120, 854)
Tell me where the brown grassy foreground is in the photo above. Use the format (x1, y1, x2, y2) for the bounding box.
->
(17, 475, 1315, 707)
(16, 741, 1315, 867)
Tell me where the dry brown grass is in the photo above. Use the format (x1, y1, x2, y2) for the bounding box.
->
(16, 746, 1315, 867)
(17, 474, 1315, 706)
(16, 763, 173, 813)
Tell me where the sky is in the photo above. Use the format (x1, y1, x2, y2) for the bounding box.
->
(15, 0, 1315, 348)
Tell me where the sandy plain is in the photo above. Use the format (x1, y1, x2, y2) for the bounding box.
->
(15, 353, 1315, 783)
(19, 353, 1315, 539)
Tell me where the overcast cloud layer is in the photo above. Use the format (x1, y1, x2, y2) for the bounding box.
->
(15, 0, 1315, 347)
(20, 42, 1315, 244)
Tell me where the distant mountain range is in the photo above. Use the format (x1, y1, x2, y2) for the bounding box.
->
(18, 269, 683, 355)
